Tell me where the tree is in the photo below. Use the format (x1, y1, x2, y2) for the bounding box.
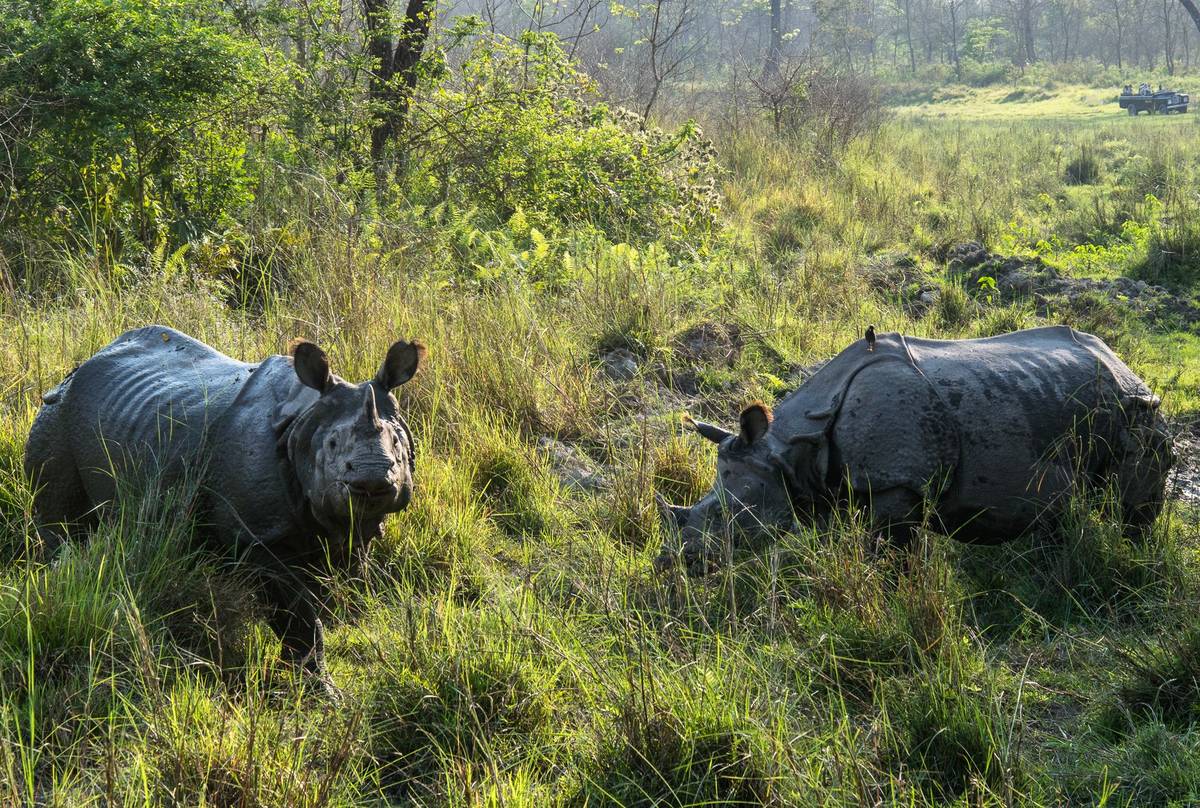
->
(636, 0, 700, 122)
(898, 0, 918, 72)
(944, 0, 965, 77)
(1179, 0, 1200, 35)
(1002, 0, 1044, 63)
(1103, 0, 1129, 67)
(363, 0, 435, 179)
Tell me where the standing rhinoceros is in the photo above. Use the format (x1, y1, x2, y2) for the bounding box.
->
(24, 325, 424, 687)
(657, 326, 1173, 571)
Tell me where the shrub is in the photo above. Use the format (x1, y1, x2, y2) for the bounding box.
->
(472, 438, 563, 541)
(402, 31, 723, 250)
(366, 645, 554, 799)
(885, 673, 1026, 801)
(1114, 627, 1200, 730)
(1139, 204, 1200, 286)
(0, 0, 268, 258)
(935, 281, 979, 330)
(586, 695, 780, 806)
(764, 65, 887, 156)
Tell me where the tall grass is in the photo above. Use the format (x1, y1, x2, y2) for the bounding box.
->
(0, 103, 1197, 805)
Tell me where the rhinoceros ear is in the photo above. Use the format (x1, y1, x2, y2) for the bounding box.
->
(738, 402, 772, 445)
(683, 414, 734, 444)
(377, 340, 426, 390)
(292, 341, 332, 394)
(655, 493, 690, 529)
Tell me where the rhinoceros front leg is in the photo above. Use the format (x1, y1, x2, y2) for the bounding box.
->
(866, 487, 925, 550)
(253, 553, 338, 698)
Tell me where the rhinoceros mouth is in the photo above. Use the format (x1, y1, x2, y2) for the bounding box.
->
(337, 477, 410, 514)
(346, 482, 396, 500)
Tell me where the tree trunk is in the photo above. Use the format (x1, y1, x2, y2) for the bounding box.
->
(1021, 0, 1037, 63)
(1180, 0, 1200, 35)
(1165, 0, 1175, 73)
(949, 1, 961, 79)
(364, 0, 434, 180)
(765, 0, 783, 77)
(902, 0, 916, 73)
(1113, 1, 1125, 68)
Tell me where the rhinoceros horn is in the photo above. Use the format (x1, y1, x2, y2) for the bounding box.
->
(364, 384, 382, 429)
(683, 414, 733, 444)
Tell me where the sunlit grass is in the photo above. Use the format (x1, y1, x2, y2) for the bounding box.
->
(0, 84, 1198, 805)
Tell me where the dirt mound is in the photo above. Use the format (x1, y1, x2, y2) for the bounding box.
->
(860, 252, 940, 316)
(673, 321, 745, 367)
(947, 242, 1200, 329)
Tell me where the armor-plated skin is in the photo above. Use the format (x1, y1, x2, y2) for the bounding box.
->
(659, 326, 1173, 571)
(24, 326, 425, 687)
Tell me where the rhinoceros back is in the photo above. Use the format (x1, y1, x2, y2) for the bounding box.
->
(48, 325, 255, 505)
(898, 326, 1157, 538)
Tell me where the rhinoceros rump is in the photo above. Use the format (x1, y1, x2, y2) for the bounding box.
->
(25, 326, 424, 686)
(658, 326, 1173, 571)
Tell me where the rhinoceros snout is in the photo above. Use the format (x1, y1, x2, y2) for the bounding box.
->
(347, 477, 395, 499)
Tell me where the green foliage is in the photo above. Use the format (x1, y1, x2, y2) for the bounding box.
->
(367, 650, 554, 798)
(589, 695, 779, 805)
(934, 281, 978, 330)
(1114, 627, 1200, 730)
(2, 49, 1200, 807)
(885, 673, 1025, 801)
(472, 433, 563, 540)
(0, 0, 269, 256)
(403, 32, 722, 250)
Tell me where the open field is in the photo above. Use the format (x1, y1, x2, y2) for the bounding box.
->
(894, 84, 1124, 120)
(1, 77, 1199, 807)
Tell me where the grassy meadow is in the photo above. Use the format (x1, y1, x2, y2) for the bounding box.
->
(1, 84, 1199, 807)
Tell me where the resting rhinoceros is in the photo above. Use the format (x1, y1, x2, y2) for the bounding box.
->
(24, 325, 424, 686)
(657, 326, 1173, 571)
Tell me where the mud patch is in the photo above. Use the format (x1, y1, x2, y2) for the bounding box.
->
(1168, 418, 1200, 505)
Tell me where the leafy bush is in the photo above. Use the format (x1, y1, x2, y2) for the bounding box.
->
(0, 0, 267, 260)
(403, 31, 723, 250)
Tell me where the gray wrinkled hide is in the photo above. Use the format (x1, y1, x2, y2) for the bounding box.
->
(660, 326, 1173, 570)
(25, 325, 422, 683)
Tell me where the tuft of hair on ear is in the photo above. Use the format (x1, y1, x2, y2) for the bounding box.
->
(286, 337, 311, 357)
(742, 401, 772, 424)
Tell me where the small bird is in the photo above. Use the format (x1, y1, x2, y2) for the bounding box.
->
(865, 325, 876, 352)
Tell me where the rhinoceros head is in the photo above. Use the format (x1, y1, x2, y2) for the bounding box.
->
(283, 339, 425, 526)
(657, 402, 807, 571)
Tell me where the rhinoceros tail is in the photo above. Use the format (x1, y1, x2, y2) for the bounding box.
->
(40, 366, 78, 405)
